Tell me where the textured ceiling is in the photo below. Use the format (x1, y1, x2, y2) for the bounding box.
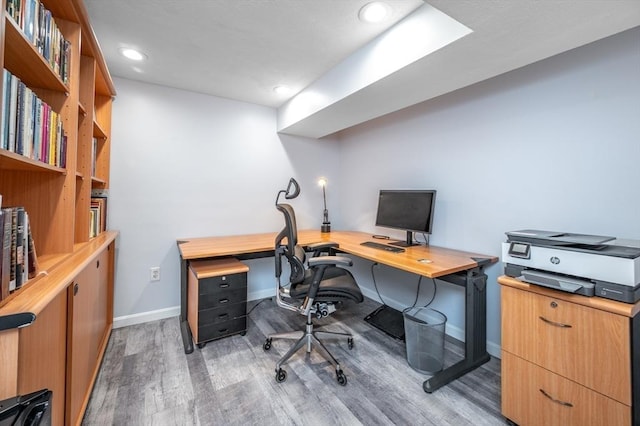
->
(84, 0, 424, 107)
(84, 1, 640, 137)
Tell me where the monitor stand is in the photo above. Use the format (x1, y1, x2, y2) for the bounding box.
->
(364, 305, 405, 341)
(388, 231, 420, 247)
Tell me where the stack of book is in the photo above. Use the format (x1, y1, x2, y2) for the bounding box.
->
(90, 196, 107, 238)
(0, 69, 67, 167)
(0, 201, 38, 302)
(5, 0, 71, 84)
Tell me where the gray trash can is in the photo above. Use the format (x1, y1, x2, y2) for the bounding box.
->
(403, 307, 447, 374)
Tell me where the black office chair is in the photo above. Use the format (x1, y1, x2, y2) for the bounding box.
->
(263, 178, 363, 386)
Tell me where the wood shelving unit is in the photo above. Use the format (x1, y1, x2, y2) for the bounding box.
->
(0, 0, 117, 424)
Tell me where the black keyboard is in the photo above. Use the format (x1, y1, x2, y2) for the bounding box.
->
(360, 241, 405, 253)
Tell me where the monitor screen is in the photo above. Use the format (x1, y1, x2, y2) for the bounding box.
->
(375, 190, 436, 246)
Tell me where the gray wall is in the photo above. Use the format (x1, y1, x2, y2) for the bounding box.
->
(108, 79, 342, 325)
(108, 27, 639, 355)
(335, 27, 640, 353)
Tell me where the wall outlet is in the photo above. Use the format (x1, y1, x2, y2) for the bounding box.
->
(150, 267, 160, 281)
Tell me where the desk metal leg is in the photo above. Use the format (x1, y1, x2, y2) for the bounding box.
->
(179, 257, 194, 354)
(423, 268, 490, 393)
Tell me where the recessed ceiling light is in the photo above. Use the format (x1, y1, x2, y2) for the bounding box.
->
(358, 2, 391, 23)
(119, 47, 147, 61)
(273, 85, 292, 95)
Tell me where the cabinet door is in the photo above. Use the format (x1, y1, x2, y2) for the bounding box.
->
(67, 262, 98, 425)
(18, 291, 67, 426)
(90, 248, 110, 362)
(501, 286, 631, 404)
(66, 245, 113, 425)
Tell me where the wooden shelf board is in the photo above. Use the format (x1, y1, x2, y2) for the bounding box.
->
(93, 120, 107, 139)
(91, 176, 107, 186)
(0, 149, 67, 174)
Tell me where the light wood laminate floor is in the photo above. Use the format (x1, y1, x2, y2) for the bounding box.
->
(83, 298, 506, 425)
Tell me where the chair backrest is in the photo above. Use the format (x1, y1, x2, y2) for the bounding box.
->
(275, 203, 306, 285)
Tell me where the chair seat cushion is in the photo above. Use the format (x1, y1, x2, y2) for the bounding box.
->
(290, 267, 363, 303)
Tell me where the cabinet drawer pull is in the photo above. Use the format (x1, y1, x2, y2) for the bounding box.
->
(218, 328, 228, 333)
(219, 298, 229, 304)
(539, 388, 573, 407)
(218, 313, 229, 319)
(539, 316, 572, 328)
(219, 283, 230, 288)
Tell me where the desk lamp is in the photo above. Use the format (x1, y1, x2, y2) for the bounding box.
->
(319, 178, 331, 233)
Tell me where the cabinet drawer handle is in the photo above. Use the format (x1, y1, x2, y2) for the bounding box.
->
(219, 283, 230, 288)
(539, 388, 573, 407)
(219, 298, 229, 304)
(539, 316, 572, 328)
(218, 328, 228, 333)
(218, 313, 229, 319)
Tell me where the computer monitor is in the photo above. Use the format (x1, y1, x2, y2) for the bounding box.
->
(375, 189, 436, 247)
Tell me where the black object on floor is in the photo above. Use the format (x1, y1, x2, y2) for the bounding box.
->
(364, 305, 405, 341)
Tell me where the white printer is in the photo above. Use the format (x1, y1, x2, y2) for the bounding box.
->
(502, 229, 640, 303)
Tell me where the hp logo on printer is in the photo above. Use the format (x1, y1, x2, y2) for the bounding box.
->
(550, 256, 560, 265)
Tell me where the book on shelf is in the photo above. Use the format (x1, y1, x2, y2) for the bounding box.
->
(1, 69, 67, 167)
(0, 71, 9, 150)
(5, 0, 71, 84)
(89, 196, 107, 238)
(27, 218, 38, 279)
(0, 206, 38, 301)
(15, 206, 25, 289)
(9, 208, 17, 292)
(0, 208, 11, 301)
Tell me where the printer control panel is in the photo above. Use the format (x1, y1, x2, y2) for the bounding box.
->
(507, 242, 530, 259)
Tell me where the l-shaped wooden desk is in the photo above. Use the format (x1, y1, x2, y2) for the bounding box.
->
(177, 229, 498, 393)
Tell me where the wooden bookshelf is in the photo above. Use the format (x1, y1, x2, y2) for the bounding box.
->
(0, 0, 117, 424)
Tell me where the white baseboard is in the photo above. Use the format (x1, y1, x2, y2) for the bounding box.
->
(113, 306, 180, 329)
(248, 288, 276, 301)
(112, 291, 274, 329)
(113, 289, 501, 358)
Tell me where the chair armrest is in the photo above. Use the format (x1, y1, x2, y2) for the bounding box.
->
(306, 241, 338, 250)
(306, 241, 339, 258)
(308, 255, 353, 268)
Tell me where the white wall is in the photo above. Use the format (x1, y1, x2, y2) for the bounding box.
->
(109, 27, 639, 355)
(108, 78, 341, 325)
(336, 27, 640, 353)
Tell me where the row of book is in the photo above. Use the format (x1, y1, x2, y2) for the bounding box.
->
(0, 69, 67, 168)
(0, 205, 39, 302)
(90, 196, 107, 238)
(5, 0, 71, 84)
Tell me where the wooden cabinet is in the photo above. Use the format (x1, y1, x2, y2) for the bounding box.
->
(188, 258, 249, 346)
(499, 276, 640, 426)
(0, 0, 116, 424)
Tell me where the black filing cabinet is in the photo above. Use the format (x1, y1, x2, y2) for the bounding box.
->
(187, 258, 249, 347)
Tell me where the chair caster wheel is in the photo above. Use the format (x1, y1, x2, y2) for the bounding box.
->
(336, 370, 347, 386)
(347, 337, 354, 350)
(275, 368, 287, 383)
(263, 338, 272, 351)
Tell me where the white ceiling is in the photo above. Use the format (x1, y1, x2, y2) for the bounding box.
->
(84, 1, 640, 138)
